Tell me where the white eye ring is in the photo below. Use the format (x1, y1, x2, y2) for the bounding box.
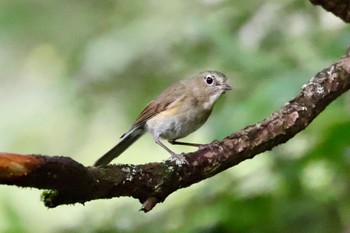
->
(204, 75, 214, 85)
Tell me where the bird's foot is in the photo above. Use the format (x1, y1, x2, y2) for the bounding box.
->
(198, 140, 224, 151)
(168, 153, 189, 165)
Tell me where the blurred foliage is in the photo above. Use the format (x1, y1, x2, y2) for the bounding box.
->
(0, 0, 349, 233)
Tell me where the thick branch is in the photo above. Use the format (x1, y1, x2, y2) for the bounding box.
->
(1, 49, 350, 212)
(310, 0, 350, 22)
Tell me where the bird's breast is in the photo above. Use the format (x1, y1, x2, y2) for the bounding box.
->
(146, 105, 211, 141)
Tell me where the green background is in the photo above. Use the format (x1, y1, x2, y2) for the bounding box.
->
(0, 1, 349, 232)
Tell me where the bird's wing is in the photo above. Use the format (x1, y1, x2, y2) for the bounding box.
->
(132, 81, 186, 127)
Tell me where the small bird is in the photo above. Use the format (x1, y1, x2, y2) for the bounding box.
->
(94, 70, 231, 166)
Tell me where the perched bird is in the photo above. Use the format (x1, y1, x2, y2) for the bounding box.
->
(94, 70, 231, 166)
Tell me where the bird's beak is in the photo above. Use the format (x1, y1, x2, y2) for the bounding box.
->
(222, 83, 232, 91)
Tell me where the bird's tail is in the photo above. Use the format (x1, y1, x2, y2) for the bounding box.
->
(94, 125, 145, 166)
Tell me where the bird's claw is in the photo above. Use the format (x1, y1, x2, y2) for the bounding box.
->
(169, 153, 189, 165)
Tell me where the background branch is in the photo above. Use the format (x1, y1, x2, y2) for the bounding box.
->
(310, 0, 350, 22)
(1, 48, 350, 212)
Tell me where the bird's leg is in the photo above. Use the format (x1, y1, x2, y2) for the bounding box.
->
(156, 139, 177, 156)
(168, 139, 203, 147)
(155, 139, 188, 164)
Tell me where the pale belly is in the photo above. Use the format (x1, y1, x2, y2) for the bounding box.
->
(146, 108, 211, 141)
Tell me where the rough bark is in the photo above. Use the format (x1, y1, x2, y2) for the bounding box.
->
(1, 48, 349, 212)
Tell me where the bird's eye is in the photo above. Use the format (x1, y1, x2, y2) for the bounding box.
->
(204, 75, 214, 85)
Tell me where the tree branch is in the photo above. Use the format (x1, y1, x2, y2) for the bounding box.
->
(310, 0, 350, 22)
(1, 48, 350, 212)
